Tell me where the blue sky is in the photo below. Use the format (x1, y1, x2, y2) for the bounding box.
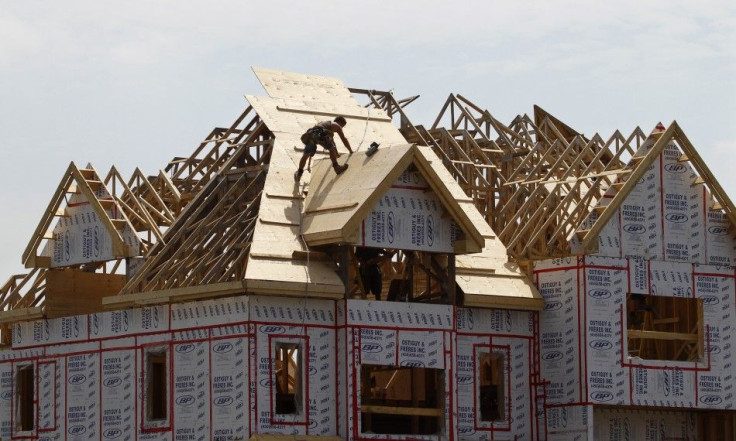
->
(0, 0, 734, 279)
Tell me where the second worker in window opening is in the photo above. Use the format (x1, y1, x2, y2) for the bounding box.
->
(356, 247, 384, 300)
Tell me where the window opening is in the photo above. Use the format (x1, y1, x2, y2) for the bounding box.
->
(16, 364, 34, 432)
(348, 247, 458, 305)
(146, 349, 168, 421)
(275, 342, 303, 415)
(479, 352, 505, 421)
(627, 294, 703, 362)
(360, 364, 443, 435)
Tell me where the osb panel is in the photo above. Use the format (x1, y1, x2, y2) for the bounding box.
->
(245, 95, 407, 152)
(244, 257, 343, 296)
(246, 141, 342, 291)
(303, 144, 415, 241)
(45, 269, 126, 318)
(252, 66, 358, 106)
(460, 274, 542, 308)
(249, 142, 304, 259)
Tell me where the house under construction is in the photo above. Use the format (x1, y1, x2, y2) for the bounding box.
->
(0, 68, 734, 441)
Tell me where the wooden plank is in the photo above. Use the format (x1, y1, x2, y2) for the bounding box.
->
(0, 307, 44, 324)
(22, 162, 76, 267)
(104, 281, 246, 309)
(70, 165, 129, 256)
(34, 256, 51, 268)
(361, 405, 442, 417)
(259, 218, 300, 227)
(627, 330, 698, 341)
(673, 122, 736, 228)
(266, 192, 304, 200)
(276, 105, 392, 122)
(304, 202, 358, 215)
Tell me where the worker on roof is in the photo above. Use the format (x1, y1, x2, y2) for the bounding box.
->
(295, 116, 353, 181)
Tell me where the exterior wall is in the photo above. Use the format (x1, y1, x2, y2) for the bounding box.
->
(593, 407, 697, 440)
(346, 300, 454, 441)
(0, 297, 536, 441)
(536, 257, 735, 438)
(571, 138, 736, 266)
(454, 308, 536, 441)
(538, 138, 736, 439)
(535, 256, 591, 441)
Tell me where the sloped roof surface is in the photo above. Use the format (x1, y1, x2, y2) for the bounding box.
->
(301, 143, 485, 253)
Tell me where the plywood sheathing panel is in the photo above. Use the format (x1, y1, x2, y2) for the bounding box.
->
(456, 243, 543, 310)
(45, 269, 125, 318)
(246, 70, 540, 308)
(245, 94, 407, 170)
(241, 82, 409, 299)
(301, 144, 485, 254)
(301, 144, 415, 245)
(253, 66, 358, 106)
(244, 140, 344, 297)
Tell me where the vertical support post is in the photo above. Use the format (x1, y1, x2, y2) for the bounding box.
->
(339, 245, 350, 300)
(448, 254, 457, 306)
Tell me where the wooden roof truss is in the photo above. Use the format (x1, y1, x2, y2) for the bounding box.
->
(576, 122, 736, 254)
(2, 104, 272, 318)
(22, 162, 140, 269)
(98, 105, 272, 254)
(121, 130, 274, 294)
(6, 71, 733, 319)
(161, 105, 271, 202)
(121, 166, 268, 294)
(420, 94, 672, 260)
(349, 87, 420, 133)
(0, 269, 46, 341)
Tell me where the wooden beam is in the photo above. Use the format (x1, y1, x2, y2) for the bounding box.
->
(0, 307, 44, 324)
(275, 105, 391, 122)
(103, 281, 247, 309)
(22, 162, 76, 267)
(361, 405, 442, 417)
(672, 122, 736, 228)
(627, 330, 698, 341)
